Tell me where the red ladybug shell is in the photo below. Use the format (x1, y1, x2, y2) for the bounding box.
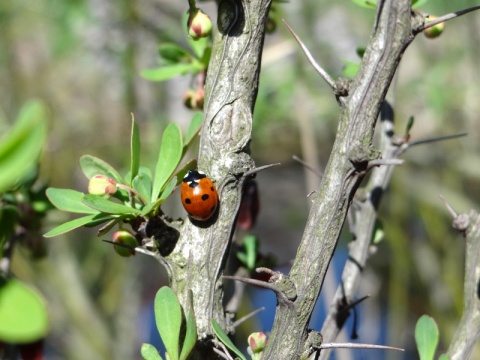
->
(181, 170, 218, 221)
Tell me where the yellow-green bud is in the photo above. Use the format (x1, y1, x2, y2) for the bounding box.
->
(424, 16, 445, 39)
(248, 332, 267, 354)
(112, 230, 137, 257)
(187, 8, 212, 40)
(88, 175, 117, 198)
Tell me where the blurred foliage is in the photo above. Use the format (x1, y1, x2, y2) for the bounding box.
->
(1, 0, 479, 359)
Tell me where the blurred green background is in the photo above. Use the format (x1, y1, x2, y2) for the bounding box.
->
(1, 0, 480, 359)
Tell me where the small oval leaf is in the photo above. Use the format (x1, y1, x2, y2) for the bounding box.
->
(130, 115, 141, 185)
(151, 124, 183, 201)
(79, 155, 124, 183)
(43, 213, 113, 237)
(154, 287, 182, 360)
(415, 315, 439, 360)
(141, 343, 164, 360)
(0, 279, 49, 343)
(81, 194, 141, 215)
(212, 319, 247, 360)
(46, 188, 99, 214)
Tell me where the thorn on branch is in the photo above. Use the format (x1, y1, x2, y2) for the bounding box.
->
(292, 155, 323, 178)
(415, 6, 480, 33)
(439, 195, 458, 219)
(282, 19, 343, 101)
(232, 307, 265, 328)
(243, 163, 281, 178)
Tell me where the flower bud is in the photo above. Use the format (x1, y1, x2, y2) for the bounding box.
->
(424, 16, 445, 39)
(187, 8, 212, 40)
(248, 332, 267, 354)
(88, 175, 117, 198)
(183, 89, 195, 109)
(112, 230, 137, 257)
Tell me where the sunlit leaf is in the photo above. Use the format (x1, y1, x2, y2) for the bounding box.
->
(159, 177, 177, 201)
(151, 124, 183, 201)
(0, 279, 48, 343)
(415, 315, 439, 360)
(140, 63, 199, 82)
(79, 155, 124, 184)
(158, 43, 192, 64)
(133, 169, 153, 205)
(351, 0, 376, 8)
(184, 112, 203, 149)
(179, 290, 197, 360)
(81, 194, 141, 215)
(412, 0, 429, 8)
(212, 319, 247, 360)
(141, 343, 164, 360)
(46, 188, 99, 214)
(0, 100, 47, 194)
(173, 160, 197, 187)
(155, 287, 182, 360)
(342, 61, 360, 78)
(43, 213, 113, 237)
(130, 114, 141, 185)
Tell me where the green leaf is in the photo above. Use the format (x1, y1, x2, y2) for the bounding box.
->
(0, 279, 48, 343)
(173, 160, 197, 187)
(130, 115, 141, 186)
(351, 0, 376, 8)
(79, 155, 124, 184)
(198, 46, 212, 68)
(372, 220, 384, 244)
(133, 169, 153, 205)
(155, 287, 182, 360)
(415, 315, 439, 360)
(151, 124, 183, 201)
(184, 112, 203, 149)
(0, 100, 47, 194)
(179, 290, 197, 360)
(140, 63, 198, 82)
(159, 176, 177, 201)
(438, 355, 450, 360)
(81, 194, 141, 215)
(46, 188, 99, 214)
(43, 213, 113, 237)
(342, 61, 360, 78)
(356, 47, 366, 59)
(141, 343, 164, 360)
(412, 0, 429, 8)
(158, 43, 192, 64)
(243, 235, 259, 271)
(211, 319, 247, 360)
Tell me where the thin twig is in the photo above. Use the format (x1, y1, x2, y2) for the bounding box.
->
(282, 19, 337, 91)
(222, 275, 290, 303)
(408, 133, 467, 148)
(293, 155, 323, 178)
(319, 342, 404, 351)
(368, 158, 404, 167)
(212, 346, 233, 360)
(417, 6, 480, 32)
(233, 307, 266, 328)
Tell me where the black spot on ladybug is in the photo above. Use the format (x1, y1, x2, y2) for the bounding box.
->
(185, 198, 192, 204)
(210, 186, 214, 191)
(201, 194, 209, 201)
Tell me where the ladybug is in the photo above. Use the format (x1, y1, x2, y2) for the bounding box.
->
(181, 170, 219, 221)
